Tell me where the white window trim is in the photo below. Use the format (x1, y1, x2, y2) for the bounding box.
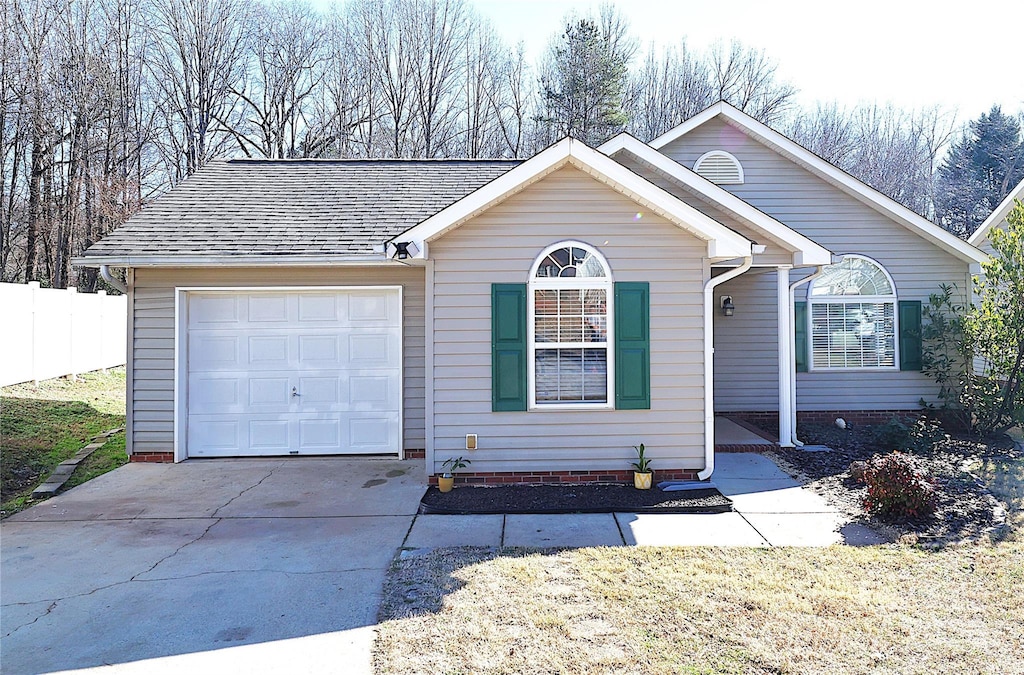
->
(694, 150, 744, 184)
(807, 255, 899, 372)
(527, 241, 615, 410)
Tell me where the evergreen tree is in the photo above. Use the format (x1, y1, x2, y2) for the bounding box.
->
(936, 106, 1024, 238)
(538, 12, 634, 147)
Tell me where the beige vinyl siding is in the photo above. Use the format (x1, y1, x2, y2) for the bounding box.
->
(712, 270, 780, 410)
(130, 266, 426, 455)
(615, 154, 793, 266)
(429, 166, 707, 474)
(662, 118, 972, 411)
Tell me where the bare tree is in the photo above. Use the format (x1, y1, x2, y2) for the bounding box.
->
(625, 40, 713, 142)
(231, 1, 326, 158)
(710, 40, 797, 125)
(146, 0, 252, 180)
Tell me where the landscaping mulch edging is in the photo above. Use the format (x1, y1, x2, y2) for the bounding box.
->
(419, 483, 733, 515)
(765, 426, 1020, 545)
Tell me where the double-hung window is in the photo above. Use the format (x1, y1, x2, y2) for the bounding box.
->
(808, 255, 898, 370)
(529, 242, 613, 407)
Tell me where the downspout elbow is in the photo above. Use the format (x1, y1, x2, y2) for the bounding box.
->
(100, 265, 128, 294)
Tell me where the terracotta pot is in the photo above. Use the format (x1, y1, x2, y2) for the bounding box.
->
(438, 475, 455, 493)
(633, 471, 653, 490)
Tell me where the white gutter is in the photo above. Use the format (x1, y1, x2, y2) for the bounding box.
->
(699, 255, 753, 480)
(73, 255, 392, 268)
(99, 265, 128, 294)
(787, 263, 832, 446)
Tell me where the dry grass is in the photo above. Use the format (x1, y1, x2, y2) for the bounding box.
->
(375, 542, 1024, 674)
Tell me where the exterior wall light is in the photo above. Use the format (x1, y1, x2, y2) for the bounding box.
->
(720, 295, 735, 316)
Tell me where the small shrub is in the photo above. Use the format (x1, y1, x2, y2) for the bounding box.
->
(904, 416, 949, 454)
(861, 452, 937, 521)
(870, 415, 949, 454)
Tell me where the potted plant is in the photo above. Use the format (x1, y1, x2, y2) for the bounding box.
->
(631, 444, 653, 490)
(438, 456, 471, 493)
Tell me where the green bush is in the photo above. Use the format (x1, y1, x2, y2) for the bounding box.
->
(871, 416, 949, 454)
(860, 452, 937, 521)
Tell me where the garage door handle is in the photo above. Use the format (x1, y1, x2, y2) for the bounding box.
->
(291, 387, 300, 397)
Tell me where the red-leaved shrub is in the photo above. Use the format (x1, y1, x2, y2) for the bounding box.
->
(861, 452, 937, 521)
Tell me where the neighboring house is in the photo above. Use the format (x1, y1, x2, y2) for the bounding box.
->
(968, 178, 1024, 257)
(74, 102, 988, 483)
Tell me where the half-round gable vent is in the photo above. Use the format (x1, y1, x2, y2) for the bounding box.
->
(694, 150, 744, 185)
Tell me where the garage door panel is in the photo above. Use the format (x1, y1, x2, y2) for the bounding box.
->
(299, 419, 340, 449)
(298, 294, 340, 322)
(249, 335, 289, 364)
(190, 295, 240, 325)
(247, 294, 289, 322)
(249, 420, 290, 450)
(297, 377, 341, 404)
(187, 289, 401, 457)
(190, 335, 240, 368)
(349, 333, 399, 367)
(298, 334, 342, 364)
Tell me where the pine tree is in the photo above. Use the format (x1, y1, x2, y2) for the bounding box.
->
(538, 14, 633, 146)
(936, 106, 1024, 238)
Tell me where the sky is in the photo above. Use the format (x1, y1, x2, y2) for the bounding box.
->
(470, 0, 1024, 123)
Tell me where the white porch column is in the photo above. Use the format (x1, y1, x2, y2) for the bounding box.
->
(776, 267, 795, 447)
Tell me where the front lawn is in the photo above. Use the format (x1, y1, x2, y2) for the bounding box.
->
(1, 368, 127, 517)
(375, 541, 1024, 674)
(376, 452, 1024, 673)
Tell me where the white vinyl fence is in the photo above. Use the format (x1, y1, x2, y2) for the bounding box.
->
(1, 281, 127, 387)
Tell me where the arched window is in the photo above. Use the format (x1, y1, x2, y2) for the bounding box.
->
(529, 242, 613, 406)
(809, 255, 898, 369)
(694, 150, 744, 184)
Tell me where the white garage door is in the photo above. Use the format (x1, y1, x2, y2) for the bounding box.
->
(186, 289, 402, 457)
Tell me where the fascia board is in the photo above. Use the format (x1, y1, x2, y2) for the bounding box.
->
(968, 178, 1024, 245)
(605, 135, 833, 266)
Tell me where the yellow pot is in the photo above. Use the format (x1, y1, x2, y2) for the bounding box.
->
(438, 475, 455, 493)
(634, 472, 653, 490)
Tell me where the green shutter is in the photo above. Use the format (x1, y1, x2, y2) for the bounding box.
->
(615, 282, 650, 410)
(899, 300, 922, 371)
(794, 301, 808, 373)
(492, 283, 527, 411)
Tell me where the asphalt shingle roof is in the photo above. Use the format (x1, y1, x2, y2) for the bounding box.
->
(82, 159, 520, 260)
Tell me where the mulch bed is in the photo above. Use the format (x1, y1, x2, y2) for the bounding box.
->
(765, 423, 1021, 544)
(419, 484, 732, 515)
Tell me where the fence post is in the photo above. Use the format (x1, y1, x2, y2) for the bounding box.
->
(29, 281, 40, 385)
(67, 286, 77, 380)
(98, 290, 108, 373)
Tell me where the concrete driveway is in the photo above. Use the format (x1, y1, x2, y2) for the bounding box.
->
(1, 458, 426, 675)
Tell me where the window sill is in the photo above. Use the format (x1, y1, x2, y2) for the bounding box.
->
(529, 403, 615, 412)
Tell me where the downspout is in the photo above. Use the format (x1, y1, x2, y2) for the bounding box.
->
(787, 263, 832, 446)
(699, 255, 753, 480)
(99, 265, 128, 294)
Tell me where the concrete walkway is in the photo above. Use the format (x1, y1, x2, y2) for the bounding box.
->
(404, 453, 887, 549)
